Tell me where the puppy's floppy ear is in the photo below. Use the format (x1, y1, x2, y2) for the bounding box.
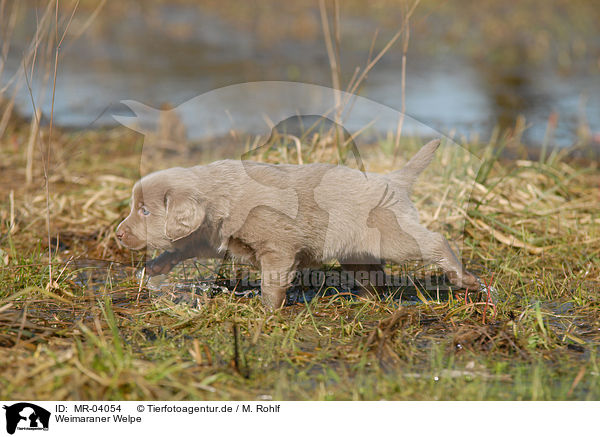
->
(164, 190, 205, 241)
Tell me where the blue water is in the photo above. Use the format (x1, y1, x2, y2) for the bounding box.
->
(3, 4, 599, 148)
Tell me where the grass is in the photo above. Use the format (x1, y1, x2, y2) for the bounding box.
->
(0, 114, 599, 401)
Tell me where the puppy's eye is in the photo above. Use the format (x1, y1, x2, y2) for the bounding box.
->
(139, 206, 150, 216)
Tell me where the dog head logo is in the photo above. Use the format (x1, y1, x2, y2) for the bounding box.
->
(3, 403, 50, 435)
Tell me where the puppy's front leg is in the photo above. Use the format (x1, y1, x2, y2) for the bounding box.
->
(145, 239, 221, 277)
(340, 258, 386, 298)
(259, 254, 297, 310)
(145, 250, 186, 276)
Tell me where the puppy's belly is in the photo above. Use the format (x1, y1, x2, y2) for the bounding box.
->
(320, 221, 382, 261)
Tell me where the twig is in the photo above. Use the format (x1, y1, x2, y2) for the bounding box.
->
(15, 303, 29, 348)
(319, 0, 344, 158)
(394, 0, 416, 155)
(319, 0, 341, 110)
(44, 0, 80, 287)
(61, 0, 106, 56)
(232, 322, 249, 378)
(283, 134, 303, 164)
(566, 366, 586, 397)
(25, 108, 41, 184)
(136, 267, 146, 303)
(345, 0, 420, 101)
(9, 189, 14, 233)
(482, 272, 496, 324)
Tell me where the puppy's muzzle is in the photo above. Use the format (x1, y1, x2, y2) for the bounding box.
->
(115, 221, 128, 241)
(115, 222, 145, 250)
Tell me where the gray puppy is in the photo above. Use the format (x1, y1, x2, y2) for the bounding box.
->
(116, 139, 481, 308)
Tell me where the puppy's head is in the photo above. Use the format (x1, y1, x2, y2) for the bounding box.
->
(116, 168, 206, 251)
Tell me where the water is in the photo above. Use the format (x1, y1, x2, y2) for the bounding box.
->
(67, 258, 455, 307)
(3, 3, 599, 147)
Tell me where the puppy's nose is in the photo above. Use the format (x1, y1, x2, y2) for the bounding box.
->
(116, 229, 125, 240)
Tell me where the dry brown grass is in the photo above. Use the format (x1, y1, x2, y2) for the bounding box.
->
(1, 118, 599, 400)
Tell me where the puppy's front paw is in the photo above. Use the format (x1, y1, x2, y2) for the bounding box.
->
(447, 270, 479, 290)
(144, 251, 180, 277)
(447, 270, 499, 303)
(145, 260, 170, 276)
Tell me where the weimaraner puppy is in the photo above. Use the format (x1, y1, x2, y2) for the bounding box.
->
(116, 139, 482, 309)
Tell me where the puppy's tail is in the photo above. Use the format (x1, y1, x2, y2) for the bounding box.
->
(388, 139, 440, 188)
